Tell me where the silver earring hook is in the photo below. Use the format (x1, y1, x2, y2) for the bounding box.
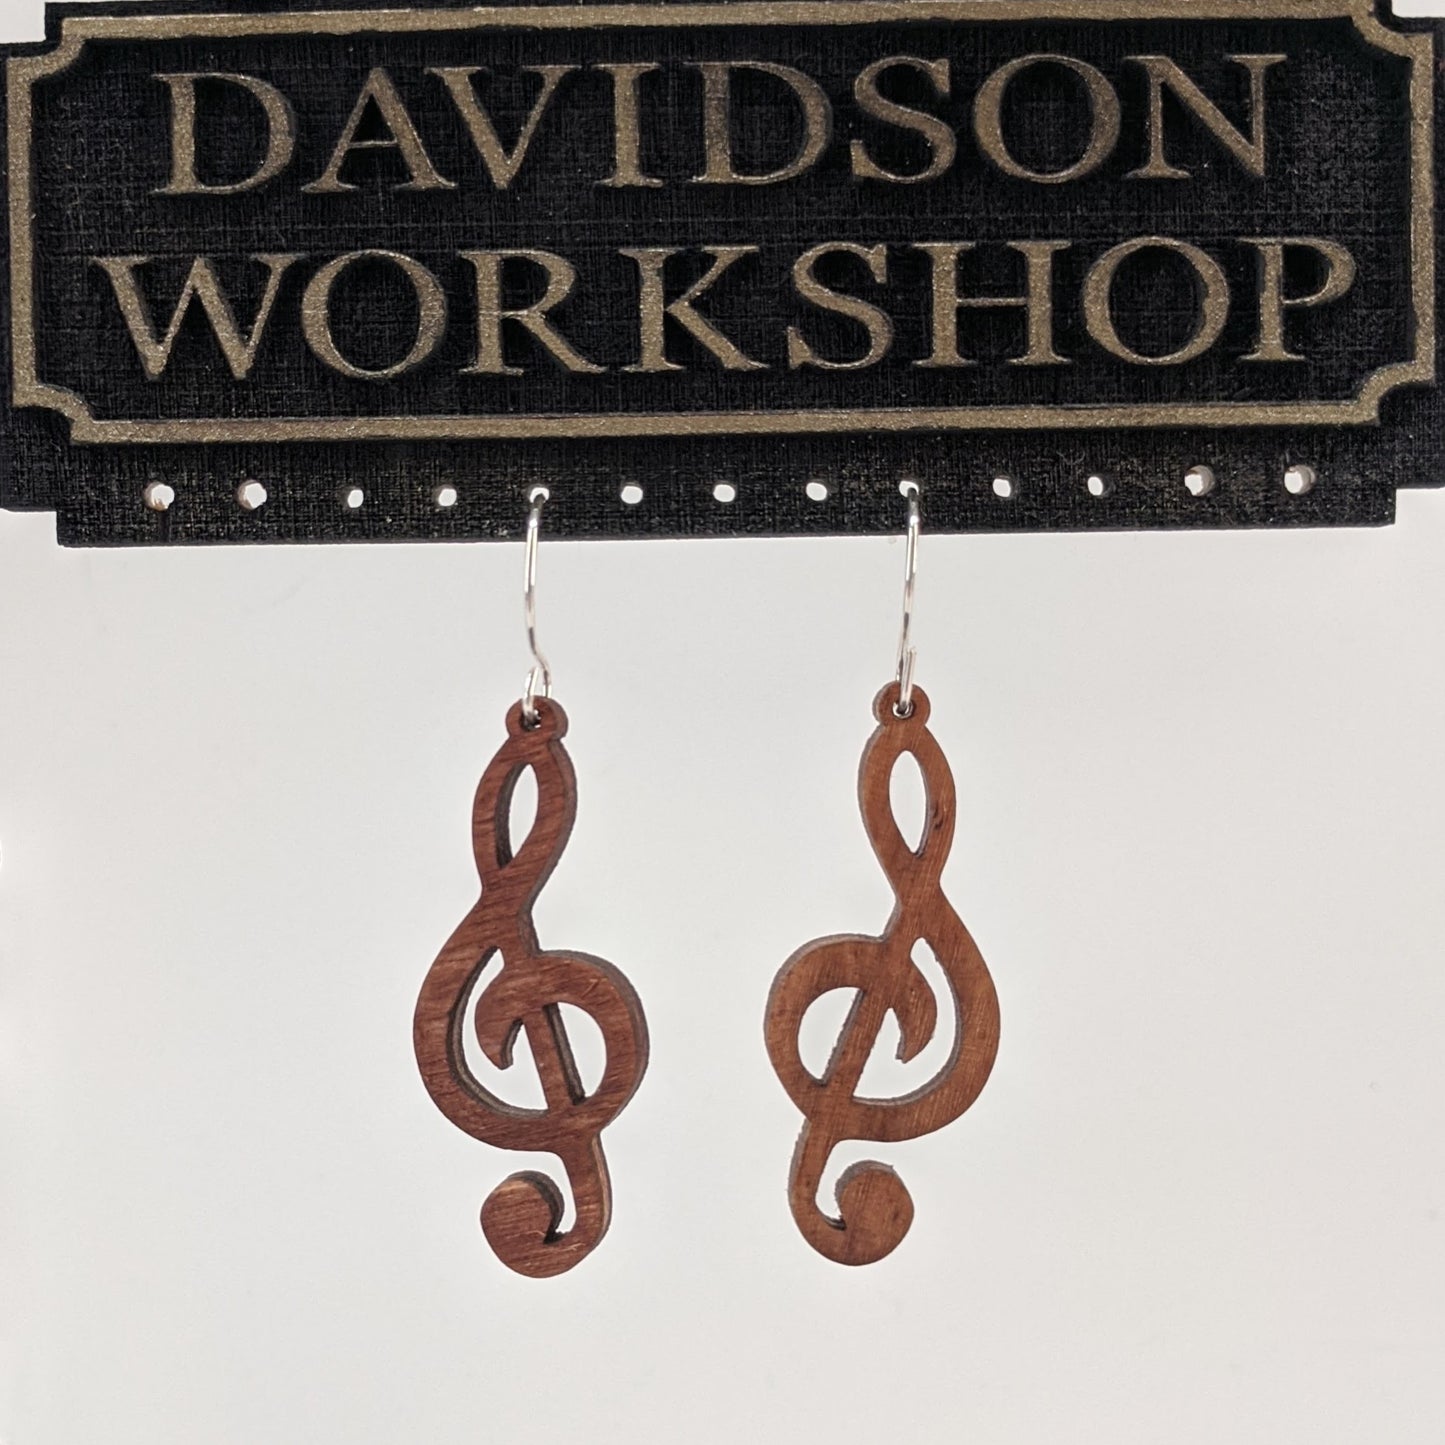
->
(521, 486, 552, 726)
(895, 481, 920, 717)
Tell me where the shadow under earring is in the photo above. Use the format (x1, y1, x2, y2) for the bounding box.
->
(414, 490, 648, 1278)
(764, 484, 1000, 1265)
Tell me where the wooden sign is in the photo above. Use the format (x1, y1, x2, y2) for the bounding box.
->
(1, 0, 1441, 542)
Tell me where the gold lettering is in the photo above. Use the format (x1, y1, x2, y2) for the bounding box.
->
(92, 253, 299, 379)
(692, 62, 832, 186)
(914, 240, 1069, 367)
(154, 73, 296, 196)
(1082, 237, 1229, 365)
(1244, 237, 1356, 362)
(621, 246, 766, 371)
(787, 243, 893, 370)
(300, 250, 447, 379)
(462, 249, 604, 373)
(429, 66, 575, 189)
(304, 68, 455, 194)
(974, 55, 1121, 184)
(596, 62, 664, 187)
(1126, 54, 1285, 180)
(851, 57, 955, 184)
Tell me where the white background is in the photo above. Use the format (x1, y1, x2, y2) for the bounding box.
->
(3, 2, 1445, 1441)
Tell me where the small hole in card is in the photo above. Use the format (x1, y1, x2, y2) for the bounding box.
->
(143, 481, 174, 512)
(435, 485, 458, 509)
(806, 481, 829, 502)
(992, 476, 1015, 500)
(1284, 464, 1316, 496)
(1185, 465, 1216, 497)
(713, 482, 736, 504)
(620, 483, 644, 506)
(236, 480, 267, 511)
(343, 487, 364, 511)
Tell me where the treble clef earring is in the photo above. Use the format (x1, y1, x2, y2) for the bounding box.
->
(414, 488, 649, 1278)
(764, 482, 1001, 1266)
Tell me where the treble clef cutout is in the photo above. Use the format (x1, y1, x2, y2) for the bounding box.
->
(414, 698, 648, 1278)
(765, 682, 1000, 1265)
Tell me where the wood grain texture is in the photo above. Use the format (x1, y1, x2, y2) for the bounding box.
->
(414, 698, 648, 1278)
(765, 682, 1001, 1265)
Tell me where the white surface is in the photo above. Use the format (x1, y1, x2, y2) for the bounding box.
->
(4, 0, 1445, 1433)
(2, 488, 1444, 1444)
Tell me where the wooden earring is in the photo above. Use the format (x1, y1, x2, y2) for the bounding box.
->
(764, 487, 1001, 1265)
(414, 493, 648, 1278)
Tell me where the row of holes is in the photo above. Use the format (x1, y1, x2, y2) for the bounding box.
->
(140, 465, 1320, 514)
(141, 478, 824, 513)
(1083, 463, 1316, 500)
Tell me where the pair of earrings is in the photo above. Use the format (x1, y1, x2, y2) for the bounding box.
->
(413, 484, 1000, 1276)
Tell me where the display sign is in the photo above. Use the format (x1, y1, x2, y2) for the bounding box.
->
(1, 0, 1440, 541)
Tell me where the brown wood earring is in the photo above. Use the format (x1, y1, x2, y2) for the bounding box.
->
(414, 700, 648, 1278)
(765, 486, 1000, 1265)
(765, 683, 1000, 1265)
(414, 492, 647, 1278)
